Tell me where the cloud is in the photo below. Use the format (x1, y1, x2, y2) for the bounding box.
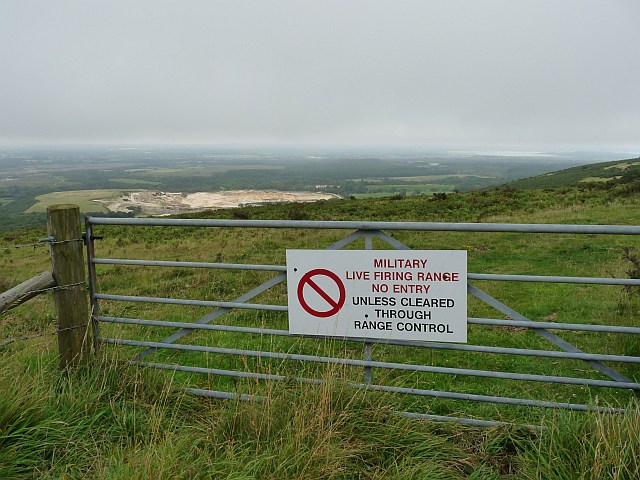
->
(1, 0, 638, 148)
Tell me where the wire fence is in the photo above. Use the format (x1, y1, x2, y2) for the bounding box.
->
(0, 280, 88, 348)
(1, 279, 85, 309)
(0, 331, 56, 348)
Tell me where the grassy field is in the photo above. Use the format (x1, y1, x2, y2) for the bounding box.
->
(1, 182, 640, 478)
(365, 183, 456, 195)
(108, 178, 162, 186)
(25, 189, 132, 214)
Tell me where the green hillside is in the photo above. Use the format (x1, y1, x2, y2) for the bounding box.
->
(1, 183, 639, 478)
(505, 157, 640, 190)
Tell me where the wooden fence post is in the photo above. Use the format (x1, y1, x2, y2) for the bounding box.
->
(47, 204, 89, 369)
(0, 271, 56, 315)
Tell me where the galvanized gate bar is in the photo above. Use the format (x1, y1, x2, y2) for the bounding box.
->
(179, 391, 540, 430)
(356, 382, 626, 414)
(377, 340, 640, 362)
(99, 315, 286, 335)
(92, 257, 640, 286)
(103, 338, 627, 414)
(105, 337, 640, 375)
(396, 412, 543, 430)
(143, 359, 543, 429)
(95, 293, 288, 311)
(98, 316, 640, 363)
(467, 317, 640, 334)
(468, 273, 640, 286)
(184, 388, 262, 402)
(134, 361, 539, 428)
(86, 216, 640, 235)
(468, 284, 634, 383)
(128, 362, 610, 429)
(127, 353, 640, 390)
(100, 314, 640, 340)
(92, 258, 287, 272)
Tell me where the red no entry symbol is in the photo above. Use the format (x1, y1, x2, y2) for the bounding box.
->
(297, 268, 346, 318)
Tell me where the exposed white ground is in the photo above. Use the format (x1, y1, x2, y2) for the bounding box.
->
(99, 190, 340, 216)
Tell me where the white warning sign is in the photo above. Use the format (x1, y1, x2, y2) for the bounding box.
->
(286, 250, 467, 343)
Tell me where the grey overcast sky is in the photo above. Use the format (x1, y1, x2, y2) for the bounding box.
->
(1, 0, 639, 149)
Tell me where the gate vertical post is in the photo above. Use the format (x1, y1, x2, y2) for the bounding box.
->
(85, 217, 101, 353)
(363, 231, 375, 384)
(47, 204, 89, 369)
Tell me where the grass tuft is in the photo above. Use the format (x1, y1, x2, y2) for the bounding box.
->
(520, 402, 640, 479)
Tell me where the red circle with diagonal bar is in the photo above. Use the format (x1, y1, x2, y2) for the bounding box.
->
(297, 268, 346, 318)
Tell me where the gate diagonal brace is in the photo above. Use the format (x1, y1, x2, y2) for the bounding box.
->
(133, 230, 369, 361)
(467, 284, 633, 384)
(373, 229, 633, 384)
(133, 273, 287, 361)
(372, 230, 412, 251)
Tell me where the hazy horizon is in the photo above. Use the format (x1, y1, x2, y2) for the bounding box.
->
(1, 142, 637, 159)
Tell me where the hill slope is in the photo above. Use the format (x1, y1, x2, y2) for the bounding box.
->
(505, 156, 640, 190)
(1, 182, 640, 479)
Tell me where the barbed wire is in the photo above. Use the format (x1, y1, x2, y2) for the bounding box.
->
(13, 237, 84, 249)
(1, 280, 87, 313)
(44, 237, 84, 245)
(3, 234, 89, 348)
(31, 280, 86, 295)
(13, 241, 48, 250)
(0, 323, 89, 348)
(0, 331, 56, 348)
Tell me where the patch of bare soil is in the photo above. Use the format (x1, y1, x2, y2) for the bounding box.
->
(101, 190, 340, 216)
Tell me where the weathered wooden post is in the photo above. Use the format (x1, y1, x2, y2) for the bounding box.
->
(0, 271, 56, 315)
(47, 204, 89, 369)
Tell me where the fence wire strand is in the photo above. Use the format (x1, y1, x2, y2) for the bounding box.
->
(13, 242, 47, 250)
(13, 237, 83, 249)
(0, 331, 56, 348)
(1, 280, 86, 312)
(0, 323, 88, 349)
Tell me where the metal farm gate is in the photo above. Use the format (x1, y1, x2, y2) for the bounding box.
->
(85, 218, 640, 428)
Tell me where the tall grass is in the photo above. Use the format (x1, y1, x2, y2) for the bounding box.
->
(522, 404, 640, 479)
(0, 342, 526, 479)
(3, 340, 638, 479)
